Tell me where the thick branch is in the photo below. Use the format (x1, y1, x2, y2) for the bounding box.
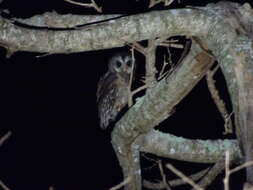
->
(197, 2, 253, 183)
(0, 5, 239, 53)
(139, 130, 241, 164)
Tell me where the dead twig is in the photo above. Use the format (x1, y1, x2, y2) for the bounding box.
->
(192, 156, 225, 190)
(149, 0, 174, 8)
(0, 180, 10, 190)
(158, 38, 190, 81)
(0, 131, 12, 147)
(109, 176, 132, 190)
(158, 55, 170, 80)
(159, 42, 183, 49)
(158, 47, 175, 81)
(127, 40, 157, 92)
(158, 160, 171, 190)
(224, 151, 230, 190)
(166, 164, 204, 190)
(64, 0, 102, 13)
(131, 85, 147, 96)
(230, 161, 253, 174)
(206, 65, 233, 134)
(127, 42, 146, 55)
(223, 150, 253, 190)
(143, 168, 210, 189)
(128, 48, 136, 107)
(156, 37, 183, 49)
(141, 153, 160, 171)
(159, 56, 169, 78)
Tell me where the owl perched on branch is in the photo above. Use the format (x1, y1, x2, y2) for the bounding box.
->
(97, 52, 135, 130)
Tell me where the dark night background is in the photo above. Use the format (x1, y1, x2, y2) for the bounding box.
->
(0, 0, 252, 190)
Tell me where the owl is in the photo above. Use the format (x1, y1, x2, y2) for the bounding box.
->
(97, 52, 135, 130)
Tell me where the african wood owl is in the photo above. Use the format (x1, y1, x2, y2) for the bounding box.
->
(97, 52, 135, 129)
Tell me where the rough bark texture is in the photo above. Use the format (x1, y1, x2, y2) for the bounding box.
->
(0, 5, 240, 53)
(197, 2, 253, 184)
(140, 130, 241, 164)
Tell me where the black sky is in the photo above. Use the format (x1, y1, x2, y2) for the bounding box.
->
(0, 0, 252, 190)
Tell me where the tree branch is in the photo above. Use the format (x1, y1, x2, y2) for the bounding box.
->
(143, 168, 209, 189)
(206, 65, 233, 134)
(0, 131, 11, 147)
(0, 4, 241, 54)
(140, 130, 241, 164)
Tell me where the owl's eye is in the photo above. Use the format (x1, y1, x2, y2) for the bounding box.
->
(126, 61, 132, 67)
(116, 61, 122, 68)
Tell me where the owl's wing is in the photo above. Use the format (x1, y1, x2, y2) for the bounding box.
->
(96, 72, 117, 103)
(97, 72, 120, 129)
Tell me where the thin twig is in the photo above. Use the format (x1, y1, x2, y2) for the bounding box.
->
(222, 151, 252, 190)
(158, 50, 173, 81)
(192, 156, 225, 190)
(0, 131, 12, 147)
(143, 168, 210, 189)
(36, 53, 53, 58)
(177, 39, 191, 65)
(224, 151, 230, 190)
(164, 0, 174, 6)
(149, 0, 162, 8)
(157, 38, 183, 49)
(64, 0, 102, 12)
(159, 43, 184, 49)
(141, 153, 160, 171)
(128, 48, 136, 107)
(127, 42, 146, 55)
(0, 180, 10, 190)
(109, 176, 132, 190)
(158, 160, 171, 190)
(206, 65, 233, 134)
(166, 164, 204, 190)
(230, 161, 253, 175)
(149, 0, 174, 8)
(131, 85, 147, 96)
(158, 55, 169, 80)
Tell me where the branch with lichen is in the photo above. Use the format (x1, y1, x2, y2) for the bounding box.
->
(0, 3, 247, 55)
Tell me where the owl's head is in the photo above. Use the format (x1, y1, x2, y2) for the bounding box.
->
(108, 52, 134, 74)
